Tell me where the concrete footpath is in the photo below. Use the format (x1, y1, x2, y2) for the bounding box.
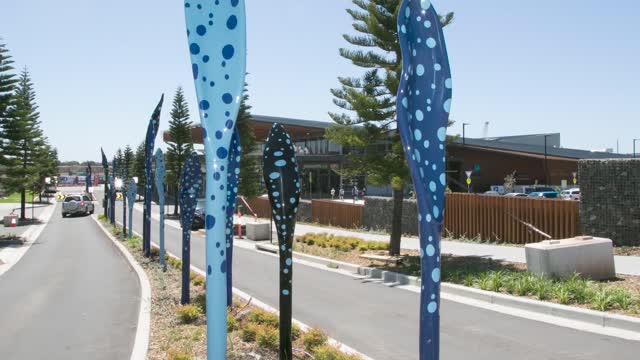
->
(0, 203, 140, 360)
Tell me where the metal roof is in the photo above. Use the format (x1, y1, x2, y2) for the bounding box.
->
(252, 115, 333, 130)
(453, 137, 630, 160)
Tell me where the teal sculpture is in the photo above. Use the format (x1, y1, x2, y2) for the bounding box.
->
(184, 1, 247, 357)
(397, 1, 452, 358)
(126, 179, 137, 239)
(155, 148, 167, 270)
(179, 152, 203, 305)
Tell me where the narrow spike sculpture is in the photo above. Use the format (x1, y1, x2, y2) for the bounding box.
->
(184, 1, 247, 357)
(225, 128, 241, 307)
(396, 1, 453, 359)
(262, 123, 301, 360)
(155, 148, 167, 271)
(179, 152, 203, 305)
(100, 148, 109, 218)
(143, 96, 164, 257)
(126, 179, 137, 239)
(110, 158, 117, 225)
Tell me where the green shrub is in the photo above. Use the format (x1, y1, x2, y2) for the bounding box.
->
(303, 328, 328, 352)
(192, 274, 206, 287)
(291, 323, 301, 340)
(256, 326, 279, 350)
(247, 309, 279, 328)
(193, 293, 206, 313)
(554, 286, 571, 305)
(611, 288, 636, 311)
(167, 348, 191, 360)
(312, 345, 362, 360)
(150, 246, 160, 257)
(592, 288, 614, 311)
(176, 304, 202, 324)
(227, 311, 238, 332)
(241, 323, 260, 342)
(533, 277, 553, 301)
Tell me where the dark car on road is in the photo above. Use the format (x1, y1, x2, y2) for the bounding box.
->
(191, 198, 206, 230)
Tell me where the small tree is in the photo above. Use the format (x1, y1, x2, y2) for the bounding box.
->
(0, 40, 17, 122)
(166, 87, 193, 215)
(503, 171, 517, 193)
(115, 148, 124, 178)
(0, 69, 45, 219)
(133, 142, 146, 195)
(236, 85, 263, 198)
(122, 145, 135, 180)
(327, 0, 454, 255)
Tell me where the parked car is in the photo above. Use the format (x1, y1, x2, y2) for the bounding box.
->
(62, 193, 95, 217)
(528, 191, 559, 199)
(191, 198, 207, 230)
(504, 193, 528, 197)
(560, 188, 581, 201)
(483, 191, 501, 196)
(523, 186, 555, 194)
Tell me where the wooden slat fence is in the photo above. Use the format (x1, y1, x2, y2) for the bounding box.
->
(311, 199, 364, 229)
(243, 196, 271, 219)
(443, 193, 579, 244)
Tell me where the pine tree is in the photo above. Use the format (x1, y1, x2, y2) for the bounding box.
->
(32, 140, 59, 201)
(0, 40, 17, 122)
(327, 1, 454, 255)
(123, 145, 135, 180)
(166, 87, 193, 215)
(133, 142, 146, 194)
(236, 85, 263, 198)
(0, 69, 45, 219)
(115, 148, 124, 178)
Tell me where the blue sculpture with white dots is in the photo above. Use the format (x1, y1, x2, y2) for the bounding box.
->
(179, 152, 203, 305)
(155, 148, 167, 271)
(143, 96, 164, 258)
(184, 1, 246, 356)
(225, 128, 241, 307)
(397, 1, 452, 359)
(263, 123, 301, 360)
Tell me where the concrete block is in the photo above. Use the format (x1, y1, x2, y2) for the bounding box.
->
(525, 236, 616, 280)
(382, 271, 397, 283)
(246, 222, 271, 241)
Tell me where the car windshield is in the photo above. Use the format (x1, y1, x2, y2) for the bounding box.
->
(64, 196, 81, 202)
(196, 199, 206, 209)
(83, 195, 91, 201)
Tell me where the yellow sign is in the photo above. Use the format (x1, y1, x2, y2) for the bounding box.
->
(116, 193, 124, 200)
(466, 178, 472, 185)
(573, 178, 577, 185)
(56, 194, 65, 200)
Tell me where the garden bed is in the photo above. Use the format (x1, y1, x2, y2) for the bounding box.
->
(98, 216, 361, 360)
(294, 233, 640, 317)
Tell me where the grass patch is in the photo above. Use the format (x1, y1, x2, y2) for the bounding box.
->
(296, 233, 388, 252)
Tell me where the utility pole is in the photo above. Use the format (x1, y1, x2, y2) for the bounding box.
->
(462, 123, 470, 145)
(634, 139, 640, 158)
(543, 135, 551, 185)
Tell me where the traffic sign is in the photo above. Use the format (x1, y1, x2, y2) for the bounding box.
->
(466, 178, 472, 185)
(465, 171, 472, 178)
(573, 178, 577, 185)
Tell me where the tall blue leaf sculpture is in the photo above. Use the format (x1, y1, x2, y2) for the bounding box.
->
(179, 152, 203, 305)
(100, 148, 109, 218)
(225, 128, 241, 307)
(397, 1, 452, 359)
(143, 95, 164, 258)
(184, 1, 246, 357)
(155, 148, 167, 270)
(126, 179, 137, 239)
(263, 123, 301, 360)
(110, 158, 117, 225)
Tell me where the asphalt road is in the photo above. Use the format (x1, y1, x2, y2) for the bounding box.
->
(0, 195, 140, 360)
(112, 199, 639, 360)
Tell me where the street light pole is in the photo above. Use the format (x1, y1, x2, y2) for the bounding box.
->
(634, 139, 640, 158)
(544, 135, 550, 185)
(462, 123, 470, 145)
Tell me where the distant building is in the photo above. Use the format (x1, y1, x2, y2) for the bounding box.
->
(164, 115, 630, 196)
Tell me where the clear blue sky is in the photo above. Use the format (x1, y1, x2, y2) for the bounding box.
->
(2, 0, 639, 161)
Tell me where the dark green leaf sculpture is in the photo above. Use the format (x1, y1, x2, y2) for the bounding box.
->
(262, 123, 301, 360)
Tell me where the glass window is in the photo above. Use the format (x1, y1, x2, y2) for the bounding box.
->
(65, 196, 81, 202)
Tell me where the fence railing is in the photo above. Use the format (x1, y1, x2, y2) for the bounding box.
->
(443, 193, 579, 244)
(245, 194, 580, 244)
(311, 199, 364, 229)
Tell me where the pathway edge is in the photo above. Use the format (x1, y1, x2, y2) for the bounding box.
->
(92, 215, 151, 360)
